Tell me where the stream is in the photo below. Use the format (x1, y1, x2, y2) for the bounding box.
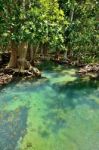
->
(0, 65, 99, 150)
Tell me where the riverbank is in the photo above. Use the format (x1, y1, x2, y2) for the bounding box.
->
(0, 53, 99, 86)
(0, 66, 41, 86)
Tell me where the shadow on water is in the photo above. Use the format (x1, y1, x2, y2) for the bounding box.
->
(52, 78, 99, 109)
(0, 107, 28, 150)
(38, 60, 75, 72)
(41, 78, 99, 135)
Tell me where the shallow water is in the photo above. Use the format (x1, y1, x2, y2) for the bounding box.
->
(0, 66, 99, 150)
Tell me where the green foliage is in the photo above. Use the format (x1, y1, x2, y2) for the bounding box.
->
(58, 0, 99, 62)
(0, 0, 98, 63)
(0, 0, 66, 51)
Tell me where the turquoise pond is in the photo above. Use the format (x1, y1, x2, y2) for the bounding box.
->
(0, 65, 99, 150)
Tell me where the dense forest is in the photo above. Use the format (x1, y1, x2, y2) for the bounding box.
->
(0, 1, 99, 150)
(0, 0, 99, 76)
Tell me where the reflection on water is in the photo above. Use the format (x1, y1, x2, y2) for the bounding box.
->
(0, 65, 99, 150)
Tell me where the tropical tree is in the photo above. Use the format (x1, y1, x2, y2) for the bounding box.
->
(58, 0, 99, 63)
(0, 0, 66, 71)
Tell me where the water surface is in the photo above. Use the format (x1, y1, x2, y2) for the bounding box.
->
(0, 65, 99, 150)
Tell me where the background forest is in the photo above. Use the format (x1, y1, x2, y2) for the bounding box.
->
(0, 0, 99, 71)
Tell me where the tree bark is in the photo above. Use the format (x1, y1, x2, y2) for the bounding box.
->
(64, 50, 67, 60)
(6, 41, 41, 77)
(7, 41, 17, 68)
(29, 44, 39, 65)
(17, 42, 28, 72)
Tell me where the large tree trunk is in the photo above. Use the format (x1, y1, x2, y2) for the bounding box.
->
(17, 42, 28, 72)
(7, 41, 17, 68)
(7, 42, 41, 77)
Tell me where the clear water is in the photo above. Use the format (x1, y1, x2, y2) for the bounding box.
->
(0, 65, 99, 150)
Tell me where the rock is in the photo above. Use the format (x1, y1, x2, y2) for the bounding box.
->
(78, 64, 99, 78)
(4, 68, 14, 74)
(32, 67, 41, 77)
(12, 69, 33, 77)
(0, 73, 13, 86)
(0, 66, 41, 86)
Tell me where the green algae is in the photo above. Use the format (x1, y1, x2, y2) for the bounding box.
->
(0, 66, 99, 150)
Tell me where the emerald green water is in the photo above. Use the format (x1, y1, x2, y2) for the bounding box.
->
(0, 66, 99, 150)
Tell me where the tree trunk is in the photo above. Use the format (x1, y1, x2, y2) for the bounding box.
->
(6, 42, 41, 77)
(70, 8, 74, 22)
(17, 42, 28, 72)
(29, 44, 39, 65)
(7, 41, 17, 68)
(64, 50, 67, 60)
